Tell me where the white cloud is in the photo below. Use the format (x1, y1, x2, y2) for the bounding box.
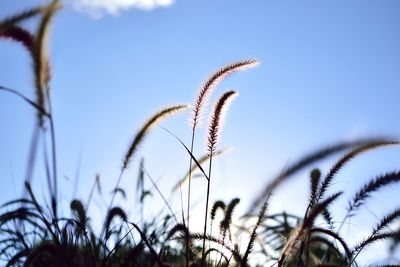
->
(73, 0, 174, 16)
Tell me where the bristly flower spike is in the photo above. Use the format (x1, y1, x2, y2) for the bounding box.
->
(192, 59, 258, 129)
(201, 90, 238, 266)
(0, 26, 34, 52)
(122, 104, 188, 170)
(207, 91, 238, 156)
(189, 59, 258, 267)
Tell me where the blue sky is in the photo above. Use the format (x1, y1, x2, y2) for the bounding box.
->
(1, 0, 400, 264)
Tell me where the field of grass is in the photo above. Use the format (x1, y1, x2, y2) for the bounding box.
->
(0, 1, 399, 266)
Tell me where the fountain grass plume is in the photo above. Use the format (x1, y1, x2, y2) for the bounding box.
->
(122, 104, 188, 170)
(191, 59, 258, 129)
(107, 105, 187, 224)
(37, 2, 61, 110)
(201, 90, 238, 266)
(0, 1, 61, 123)
(186, 59, 258, 267)
(0, 26, 34, 52)
(207, 91, 238, 156)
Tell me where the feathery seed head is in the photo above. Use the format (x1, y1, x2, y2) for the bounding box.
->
(191, 59, 258, 130)
(0, 26, 34, 52)
(207, 91, 238, 156)
(122, 104, 188, 170)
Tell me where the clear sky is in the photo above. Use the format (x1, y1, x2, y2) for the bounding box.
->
(1, 0, 400, 264)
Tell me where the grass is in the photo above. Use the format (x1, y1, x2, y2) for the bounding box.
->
(0, 1, 400, 266)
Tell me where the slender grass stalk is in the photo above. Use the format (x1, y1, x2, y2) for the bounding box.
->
(142, 167, 179, 224)
(24, 125, 41, 188)
(41, 130, 54, 217)
(201, 155, 213, 267)
(201, 91, 238, 266)
(186, 129, 195, 266)
(0, 87, 44, 204)
(171, 149, 227, 193)
(47, 97, 59, 223)
(187, 59, 258, 267)
(86, 174, 100, 209)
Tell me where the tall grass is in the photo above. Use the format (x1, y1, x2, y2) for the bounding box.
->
(1, 2, 400, 266)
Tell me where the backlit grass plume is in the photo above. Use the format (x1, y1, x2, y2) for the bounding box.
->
(0, 0, 61, 123)
(186, 59, 258, 267)
(192, 59, 258, 129)
(201, 90, 238, 266)
(122, 104, 188, 170)
(33, 1, 61, 122)
(219, 198, 240, 242)
(207, 91, 238, 156)
(108, 104, 187, 214)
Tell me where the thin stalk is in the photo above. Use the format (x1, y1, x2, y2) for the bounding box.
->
(186, 128, 196, 267)
(140, 180, 144, 227)
(41, 118, 61, 238)
(297, 204, 312, 266)
(86, 176, 97, 209)
(201, 155, 213, 267)
(337, 214, 349, 234)
(209, 220, 214, 266)
(45, 87, 58, 221)
(24, 124, 41, 188)
(48, 114, 57, 217)
(41, 131, 54, 212)
(142, 168, 179, 224)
